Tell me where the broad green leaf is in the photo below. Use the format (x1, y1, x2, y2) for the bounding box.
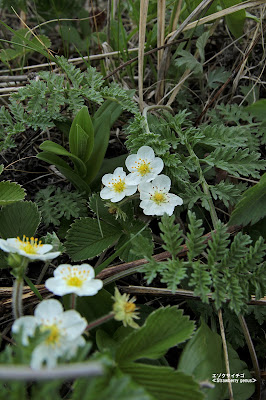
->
(93, 99, 123, 129)
(0, 201, 41, 239)
(220, 0, 246, 38)
(116, 306, 195, 363)
(246, 99, 266, 121)
(37, 152, 91, 194)
(69, 106, 94, 162)
(228, 173, 266, 226)
(73, 374, 153, 400)
(39, 140, 87, 177)
(121, 363, 203, 400)
(65, 217, 121, 261)
(85, 112, 111, 183)
(0, 181, 25, 206)
(178, 321, 255, 400)
(77, 289, 118, 334)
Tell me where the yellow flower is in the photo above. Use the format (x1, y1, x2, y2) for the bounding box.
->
(112, 288, 140, 329)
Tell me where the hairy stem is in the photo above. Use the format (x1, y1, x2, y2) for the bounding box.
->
(86, 313, 115, 331)
(12, 277, 24, 320)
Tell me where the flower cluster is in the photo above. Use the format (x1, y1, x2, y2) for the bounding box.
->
(100, 146, 183, 216)
(12, 299, 87, 369)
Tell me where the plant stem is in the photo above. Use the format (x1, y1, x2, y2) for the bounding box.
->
(85, 313, 115, 331)
(71, 293, 77, 309)
(186, 143, 218, 229)
(12, 277, 24, 319)
(218, 309, 234, 400)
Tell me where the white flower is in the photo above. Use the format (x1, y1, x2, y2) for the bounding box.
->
(100, 167, 137, 202)
(0, 236, 61, 261)
(125, 146, 164, 185)
(12, 299, 87, 369)
(138, 174, 183, 216)
(45, 264, 103, 296)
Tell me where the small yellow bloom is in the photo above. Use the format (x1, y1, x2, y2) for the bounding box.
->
(112, 288, 140, 329)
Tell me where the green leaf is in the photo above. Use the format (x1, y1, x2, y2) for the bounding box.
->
(121, 363, 203, 400)
(0, 201, 41, 239)
(93, 99, 123, 128)
(196, 31, 209, 63)
(39, 140, 87, 177)
(0, 165, 3, 175)
(220, 0, 246, 38)
(37, 152, 91, 194)
(229, 173, 266, 226)
(74, 374, 153, 400)
(0, 181, 25, 206)
(116, 306, 195, 363)
(65, 217, 121, 261)
(175, 50, 203, 74)
(85, 112, 111, 183)
(69, 106, 94, 162)
(178, 321, 255, 400)
(246, 99, 266, 121)
(76, 289, 118, 334)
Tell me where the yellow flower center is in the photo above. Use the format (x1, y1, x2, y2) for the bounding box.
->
(62, 266, 90, 287)
(42, 324, 60, 345)
(112, 179, 126, 193)
(124, 302, 137, 313)
(17, 235, 42, 254)
(66, 276, 83, 287)
(151, 191, 166, 205)
(137, 161, 151, 176)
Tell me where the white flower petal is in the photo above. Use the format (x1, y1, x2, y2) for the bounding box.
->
(31, 344, 58, 369)
(35, 299, 63, 322)
(125, 172, 142, 185)
(125, 154, 138, 171)
(110, 192, 126, 202)
(167, 193, 183, 206)
(53, 264, 71, 278)
(137, 146, 155, 160)
(150, 157, 164, 174)
(45, 278, 72, 296)
(100, 187, 113, 199)
(102, 173, 113, 186)
(12, 316, 37, 346)
(124, 185, 137, 196)
(34, 244, 53, 255)
(77, 279, 103, 296)
(113, 167, 126, 179)
(60, 310, 87, 340)
(152, 174, 171, 191)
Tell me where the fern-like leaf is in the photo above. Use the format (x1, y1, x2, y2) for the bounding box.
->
(159, 214, 183, 257)
(161, 258, 187, 292)
(186, 211, 206, 262)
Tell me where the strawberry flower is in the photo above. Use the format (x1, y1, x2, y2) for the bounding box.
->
(100, 167, 137, 202)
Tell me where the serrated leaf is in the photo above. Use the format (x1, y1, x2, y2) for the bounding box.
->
(116, 306, 195, 363)
(65, 217, 121, 261)
(0, 165, 4, 175)
(121, 363, 203, 400)
(175, 50, 203, 74)
(0, 201, 41, 238)
(207, 67, 230, 89)
(229, 173, 266, 226)
(0, 181, 25, 205)
(178, 321, 255, 400)
(196, 31, 209, 62)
